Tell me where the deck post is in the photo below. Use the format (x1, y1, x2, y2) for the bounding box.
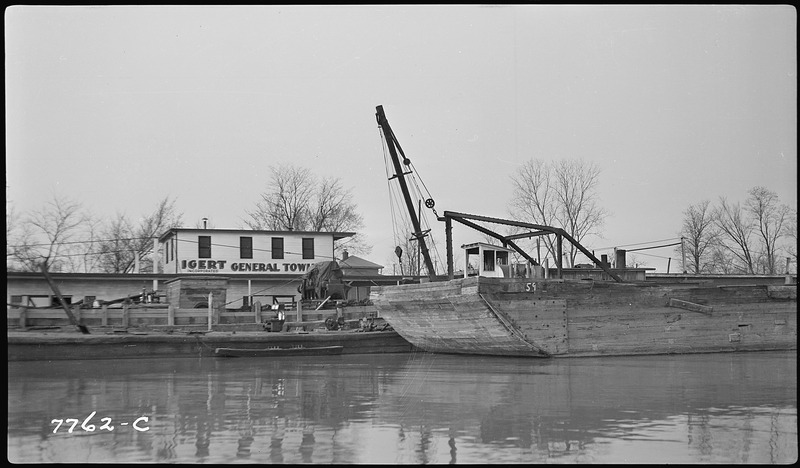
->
(556, 235, 563, 279)
(101, 304, 108, 326)
(167, 304, 175, 326)
(445, 216, 454, 279)
(207, 293, 212, 331)
(122, 303, 129, 328)
(19, 306, 27, 328)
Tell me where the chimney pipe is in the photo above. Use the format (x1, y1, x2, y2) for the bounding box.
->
(615, 249, 627, 270)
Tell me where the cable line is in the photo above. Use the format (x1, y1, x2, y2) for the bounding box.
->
(626, 241, 682, 252)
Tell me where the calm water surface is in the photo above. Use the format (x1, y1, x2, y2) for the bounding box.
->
(7, 350, 797, 464)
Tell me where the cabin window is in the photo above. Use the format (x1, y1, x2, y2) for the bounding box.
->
(483, 250, 495, 271)
(497, 252, 508, 265)
(240, 236, 253, 259)
(198, 236, 211, 258)
(302, 238, 315, 259)
(272, 237, 284, 259)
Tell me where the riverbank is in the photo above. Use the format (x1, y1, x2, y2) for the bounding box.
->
(7, 324, 415, 361)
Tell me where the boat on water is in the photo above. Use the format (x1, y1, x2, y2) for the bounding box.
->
(214, 345, 344, 357)
(6, 327, 413, 361)
(370, 105, 797, 358)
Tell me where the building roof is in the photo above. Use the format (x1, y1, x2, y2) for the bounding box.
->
(339, 255, 384, 270)
(460, 242, 516, 253)
(158, 227, 356, 242)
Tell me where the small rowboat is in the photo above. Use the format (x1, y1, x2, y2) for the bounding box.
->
(214, 345, 344, 358)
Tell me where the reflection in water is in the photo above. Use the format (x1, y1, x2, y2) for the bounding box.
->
(7, 351, 797, 464)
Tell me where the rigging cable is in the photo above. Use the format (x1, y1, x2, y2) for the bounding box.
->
(378, 125, 445, 275)
(379, 126, 406, 272)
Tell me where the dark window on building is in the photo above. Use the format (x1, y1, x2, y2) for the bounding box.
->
(302, 238, 315, 259)
(10, 295, 22, 306)
(171, 237, 175, 261)
(198, 236, 211, 258)
(272, 237, 284, 259)
(240, 236, 253, 259)
(52, 295, 72, 307)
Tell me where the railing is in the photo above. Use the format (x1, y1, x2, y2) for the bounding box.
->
(7, 303, 380, 329)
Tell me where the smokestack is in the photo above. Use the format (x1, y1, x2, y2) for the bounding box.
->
(616, 249, 627, 269)
(342, 250, 349, 260)
(202, 217, 208, 229)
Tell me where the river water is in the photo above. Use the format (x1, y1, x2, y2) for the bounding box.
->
(7, 350, 797, 464)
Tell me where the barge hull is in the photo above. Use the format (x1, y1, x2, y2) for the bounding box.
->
(371, 277, 797, 358)
(7, 329, 414, 361)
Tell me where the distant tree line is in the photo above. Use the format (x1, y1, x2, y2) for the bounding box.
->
(504, 160, 796, 276)
(679, 186, 796, 275)
(6, 195, 184, 273)
(6, 164, 371, 273)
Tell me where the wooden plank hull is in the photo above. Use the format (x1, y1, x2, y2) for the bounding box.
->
(214, 345, 344, 357)
(7, 329, 414, 361)
(371, 277, 797, 358)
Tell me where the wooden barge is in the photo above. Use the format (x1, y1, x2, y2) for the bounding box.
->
(371, 276, 796, 357)
(6, 328, 414, 361)
(372, 105, 797, 358)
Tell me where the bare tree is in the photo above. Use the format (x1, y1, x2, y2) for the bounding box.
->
(245, 164, 314, 231)
(6, 202, 20, 266)
(7, 195, 91, 272)
(714, 197, 757, 274)
(745, 186, 791, 274)
(707, 245, 738, 274)
(245, 164, 370, 257)
(784, 208, 797, 274)
(678, 200, 719, 274)
(509, 159, 608, 267)
(65, 216, 102, 273)
(627, 254, 647, 269)
(95, 196, 183, 273)
(96, 215, 136, 273)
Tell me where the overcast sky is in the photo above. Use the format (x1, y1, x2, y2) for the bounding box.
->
(5, 5, 797, 273)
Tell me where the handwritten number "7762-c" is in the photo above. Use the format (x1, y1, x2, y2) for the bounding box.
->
(51, 411, 150, 433)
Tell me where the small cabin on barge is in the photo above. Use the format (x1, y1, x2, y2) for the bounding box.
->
(461, 242, 652, 282)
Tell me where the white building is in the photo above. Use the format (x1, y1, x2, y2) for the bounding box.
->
(159, 228, 353, 276)
(6, 228, 405, 317)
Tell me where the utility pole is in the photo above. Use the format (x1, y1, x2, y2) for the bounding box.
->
(681, 237, 686, 274)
